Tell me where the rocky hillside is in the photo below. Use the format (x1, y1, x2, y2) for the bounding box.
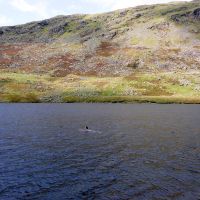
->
(0, 0, 200, 103)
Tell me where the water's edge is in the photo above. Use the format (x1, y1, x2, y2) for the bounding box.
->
(1, 96, 200, 104)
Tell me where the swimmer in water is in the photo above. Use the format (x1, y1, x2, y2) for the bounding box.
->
(85, 126, 89, 130)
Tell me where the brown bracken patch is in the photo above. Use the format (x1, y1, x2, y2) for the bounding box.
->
(96, 42, 119, 57)
(193, 45, 200, 49)
(51, 68, 72, 77)
(0, 44, 25, 56)
(47, 53, 77, 77)
(48, 53, 76, 67)
(0, 58, 12, 65)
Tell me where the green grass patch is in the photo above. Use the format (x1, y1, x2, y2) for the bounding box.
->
(131, 37, 140, 45)
(0, 72, 49, 83)
(5, 93, 40, 103)
(168, 85, 195, 96)
(143, 37, 158, 46)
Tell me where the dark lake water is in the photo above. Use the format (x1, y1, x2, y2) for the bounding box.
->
(0, 104, 199, 200)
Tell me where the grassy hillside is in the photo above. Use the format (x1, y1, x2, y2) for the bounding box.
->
(0, 0, 200, 103)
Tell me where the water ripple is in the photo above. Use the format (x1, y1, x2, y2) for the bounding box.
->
(0, 104, 200, 199)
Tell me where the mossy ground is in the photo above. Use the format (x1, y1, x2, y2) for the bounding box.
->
(0, 71, 199, 103)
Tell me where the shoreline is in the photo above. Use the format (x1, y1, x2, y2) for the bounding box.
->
(1, 96, 200, 104)
(62, 96, 200, 104)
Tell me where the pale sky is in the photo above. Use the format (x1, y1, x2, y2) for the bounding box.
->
(0, 0, 192, 26)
